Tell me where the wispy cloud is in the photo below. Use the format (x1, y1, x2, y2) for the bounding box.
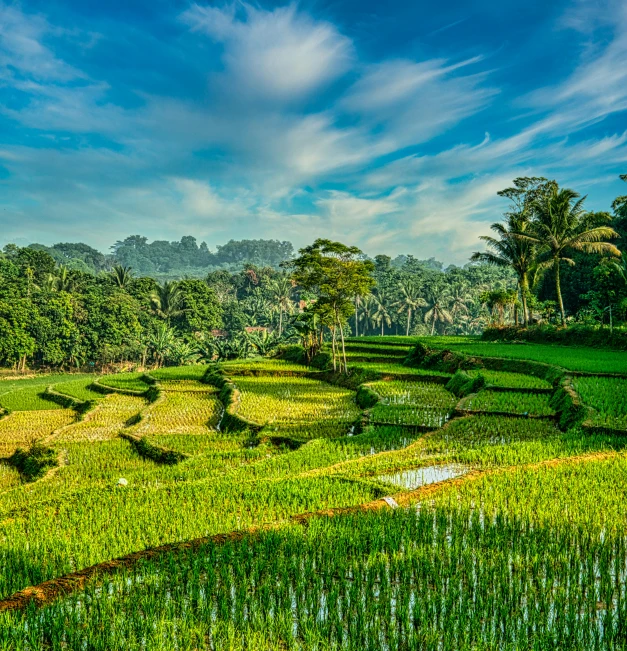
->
(0, 0, 626, 263)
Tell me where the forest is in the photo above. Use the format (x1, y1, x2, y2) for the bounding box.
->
(1, 175, 626, 371)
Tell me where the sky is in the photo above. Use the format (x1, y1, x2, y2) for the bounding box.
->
(0, 0, 626, 264)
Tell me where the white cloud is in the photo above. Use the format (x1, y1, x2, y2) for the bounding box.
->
(340, 57, 497, 147)
(0, 3, 81, 82)
(181, 2, 353, 104)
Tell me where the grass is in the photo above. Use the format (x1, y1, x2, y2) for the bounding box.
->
(466, 368, 552, 389)
(53, 377, 101, 402)
(369, 380, 456, 427)
(233, 375, 360, 438)
(54, 394, 147, 442)
(99, 372, 151, 393)
(6, 458, 627, 649)
(419, 336, 627, 374)
(0, 350, 625, 648)
(460, 389, 555, 416)
(573, 376, 627, 430)
(0, 409, 76, 456)
(349, 361, 451, 377)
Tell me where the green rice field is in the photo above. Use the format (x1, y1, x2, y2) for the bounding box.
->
(0, 337, 626, 648)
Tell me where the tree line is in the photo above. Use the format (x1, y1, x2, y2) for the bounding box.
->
(0, 174, 625, 371)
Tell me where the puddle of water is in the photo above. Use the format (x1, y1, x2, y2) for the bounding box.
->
(377, 464, 468, 489)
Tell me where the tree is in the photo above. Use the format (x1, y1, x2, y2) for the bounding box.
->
(288, 239, 375, 373)
(151, 281, 183, 323)
(146, 323, 177, 367)
(358, 294, 377, 335)
(111, 265, 134, 289)
(472, 178, 548, 325)
(372, 289, 393, 336)
(266, 275, 294, 335)
(424, 285, 453, 335)
(524, 185, 620, 325)
(171, 279, 223, 336)
(394, 280, 426, 336)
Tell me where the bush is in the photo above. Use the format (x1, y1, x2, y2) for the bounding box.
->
(9, 443, 58, 481)
(356, 385, 380, 409)
(446, 371, 486, 398)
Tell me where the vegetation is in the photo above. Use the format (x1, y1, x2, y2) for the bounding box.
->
(0, 334, 625, 647)
(0, 174, 626, 647)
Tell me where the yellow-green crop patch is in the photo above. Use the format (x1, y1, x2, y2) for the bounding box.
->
(0, 409, 76, 456)
(131, 385, 221, 436)
(233, 375, 360, 437)
(54, 394, 146, 442)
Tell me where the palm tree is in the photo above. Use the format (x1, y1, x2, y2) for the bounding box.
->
(45, 265, 75, 293)
(424, 285, 453, 335)
(472, 212, 535, 325)
(266, 276, 294, 336)
(449, 282, 472, 321)
(146, 323, 177, 368)
(395, 280, 427, 336)
(358, 294, 377, 335)
(111, 265, 134, 289)
(151, 281, 183, 323)
(372, 290, 392, 336)
(523, 186, 620, 325)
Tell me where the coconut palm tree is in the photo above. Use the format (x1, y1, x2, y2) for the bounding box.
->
(151, 281, 183, 323)
(523, 186, 620, 325)
(266, 276, 294, 336)
(449, 282, 472, 321)
(394, 280, 427, 336)
(424, 285, 453, 335)
(358, 294, 377, 335)
(372, 290, 392, 336)
(471, 212, 535, 325)
(111, 265, 134, 289)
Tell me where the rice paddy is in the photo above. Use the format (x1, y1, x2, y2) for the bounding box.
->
(0, 336, 625, 647)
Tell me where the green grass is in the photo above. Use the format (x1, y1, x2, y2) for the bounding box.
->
(418, 336, 627, 374)
(466, 368, 552, 389)
(53, 377, 101, 402)
(233, 375, 360, 438)
(149, 365, 209, 381)
(0, 385, 61, 411)
(0, 357, 626, 648)
(221, 358, 317, 372)
(349, 360, 451, 377)
(369, 380, 456, 427)
(7, 457, 627, 649)
(573, 376, 627, 430)
(99, 372, 151, 393)
(460, 390, 555, 416)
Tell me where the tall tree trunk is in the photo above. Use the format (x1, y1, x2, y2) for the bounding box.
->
(278, 308, 283, 336)
(555, 260, 566, 326)
(331, 327, 337, 372)
(521, 274, 529, 326)
(354, 296, 359, 337)
(406, 308, 411, 337)
(431, 314, 436, 336)
(381, 320, 384, 336)
(338, 315, 347, 374)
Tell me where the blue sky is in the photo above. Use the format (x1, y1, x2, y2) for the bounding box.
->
(0, 0, 626, 263)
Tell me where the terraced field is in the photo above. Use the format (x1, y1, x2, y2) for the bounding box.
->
(0, 339, 626, 648)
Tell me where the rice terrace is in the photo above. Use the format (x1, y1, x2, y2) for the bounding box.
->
(3, 0, 627, 648)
